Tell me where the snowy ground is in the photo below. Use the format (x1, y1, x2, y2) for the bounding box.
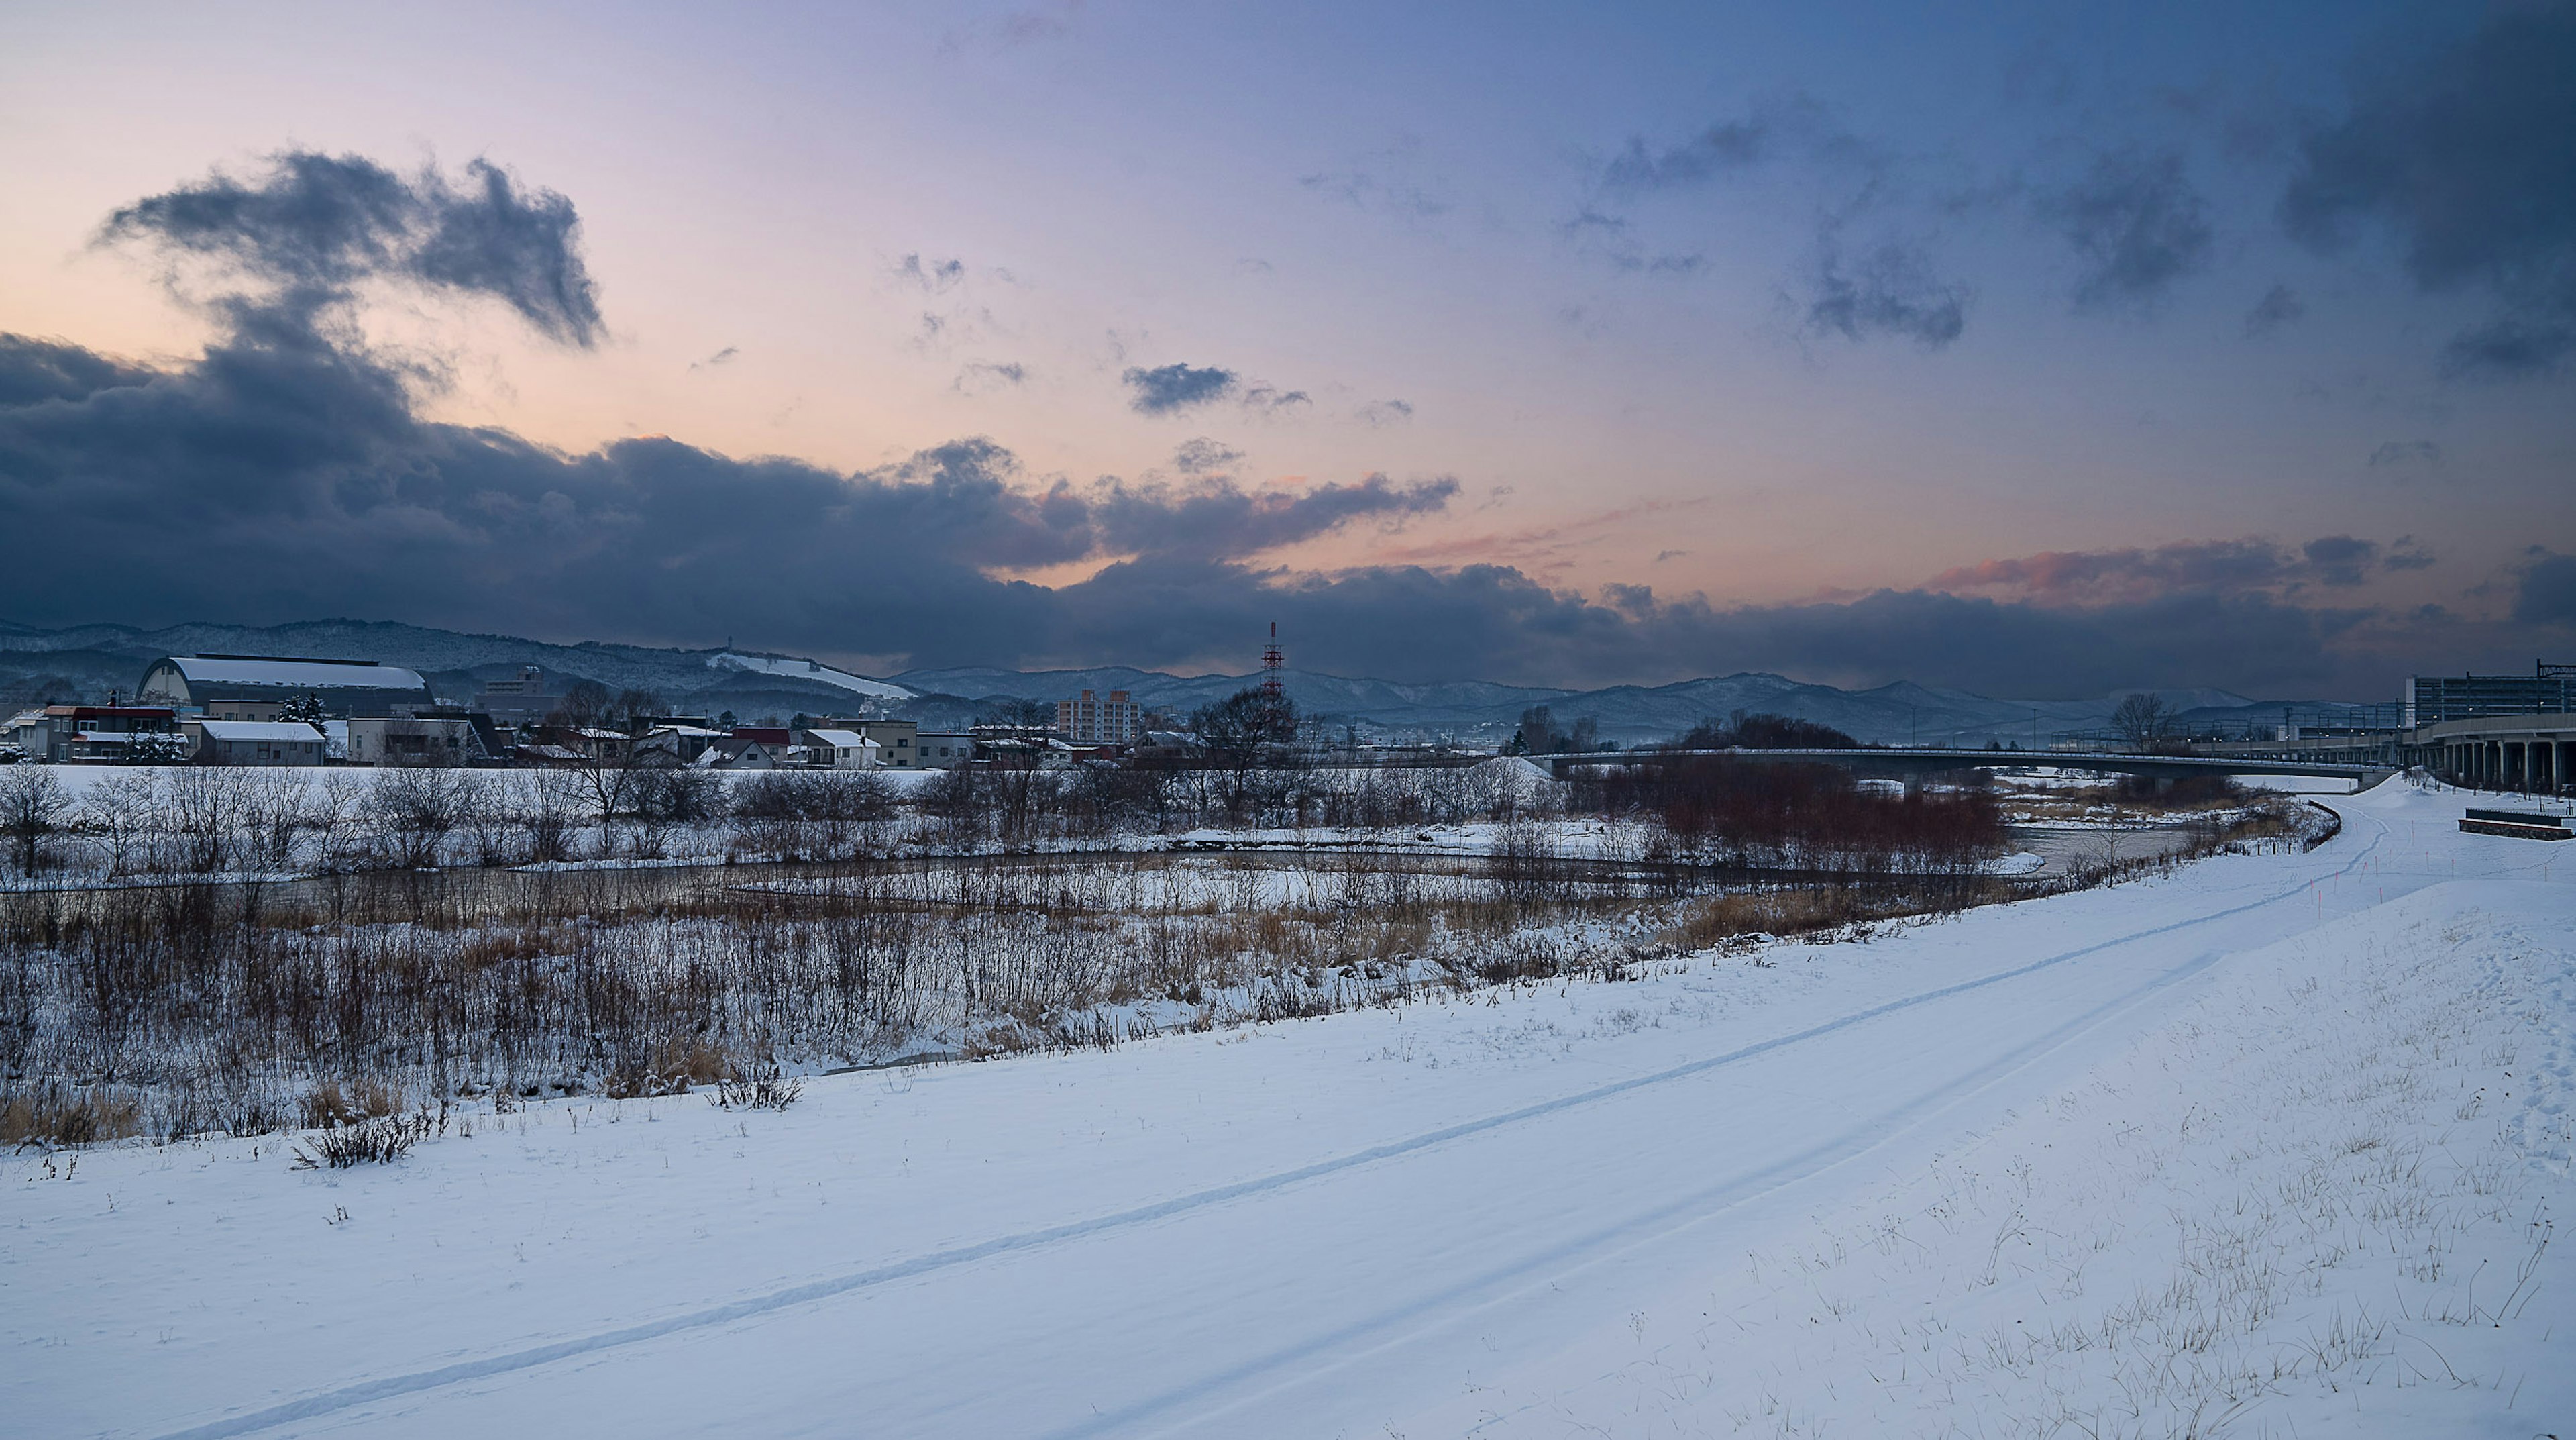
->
(5, 780, 2569, 1438)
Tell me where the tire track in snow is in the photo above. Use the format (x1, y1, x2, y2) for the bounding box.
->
(154, 811, 2391, 1440)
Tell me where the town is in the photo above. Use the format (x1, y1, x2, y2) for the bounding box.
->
(5, 646, 2570, 796)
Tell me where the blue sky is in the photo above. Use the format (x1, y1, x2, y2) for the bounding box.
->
(1, 1, 2569, 697)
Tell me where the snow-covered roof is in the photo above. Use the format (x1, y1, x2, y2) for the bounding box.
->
(157, 656, 429, 691)
(804, 729, 875, 748)
(195, 720, 327, 743)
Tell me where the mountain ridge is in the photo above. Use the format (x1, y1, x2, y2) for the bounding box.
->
(1, 617, 2359, 746)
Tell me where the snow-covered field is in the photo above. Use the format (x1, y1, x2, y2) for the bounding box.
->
(5, 780, 2569, 1438)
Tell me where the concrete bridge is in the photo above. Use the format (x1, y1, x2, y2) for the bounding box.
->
(1544, 747, 2394, 790)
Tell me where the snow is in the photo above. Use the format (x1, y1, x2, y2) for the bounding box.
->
(152, 656, 428, 691)
(191, 720, 325, 742)
(707, 652, 912, 701)
(6, 780, 2571, 1438)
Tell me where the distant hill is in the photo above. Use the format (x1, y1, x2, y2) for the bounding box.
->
(1, 616, 2345, 745)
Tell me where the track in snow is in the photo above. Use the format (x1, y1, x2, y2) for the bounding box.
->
(157, 809, 2393, 1440)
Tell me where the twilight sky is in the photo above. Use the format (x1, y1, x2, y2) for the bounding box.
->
(2, 1, 2571, 699)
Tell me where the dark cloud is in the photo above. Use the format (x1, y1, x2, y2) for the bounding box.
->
(2300, 535, 2379, 586)
(2514, 550, 2576, 626)
(1170, 438, 1241, 475)
(2244, 282, 2304, 336)
(1927, 535, 2421, 605)
(9, 154, 2544, 699)
(1358, 399, 1413, 425)
(1804, 237, 1968, 349)
(1593, 98, 1965, 346)
(2280, 6, 2576, 378)
(103, 151, 602, 346)
(0, 335, 155, 406)
(2385, 536, 2437, 571)
(1122, 362, 1237, 414)
(688, 346, 739, 372)
(2367, 439, 2441, 468)
(1087, 474, 1457, 560)
(2038, 148, 2214, 311)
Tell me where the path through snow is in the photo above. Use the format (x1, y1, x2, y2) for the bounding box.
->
(5, 780, 2569, 1437)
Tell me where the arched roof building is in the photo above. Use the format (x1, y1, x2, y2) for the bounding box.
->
(137, 654, 434, 718)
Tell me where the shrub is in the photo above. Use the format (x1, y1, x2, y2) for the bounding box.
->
(710, 1059, 803, 1111)
(293, 1111, 432, 1168)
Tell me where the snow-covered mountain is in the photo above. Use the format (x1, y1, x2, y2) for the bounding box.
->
(0, 616, 2337, 744)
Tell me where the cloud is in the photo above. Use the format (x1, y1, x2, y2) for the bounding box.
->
(2300, 535, 2379, 586)
(2385, 535, 2436, 571)
(2367, 440, 2441, 468)
(1803, 235, 1969, 348)
(1560, 207, 1707, 276)
(2514, 550, 2576, 626)
(1358, 399, 1413, 425)
(1594, 97, 1966, 344)
(102, 150, 602, 346)
(891, 253, 967, 292)
(1601, 98, 1833, 191)
(1087, 474, 1458, 560)
(11, 152, 2551, 699)
(953, 360, 1028, 395)
(2037, 148, 2214, 311)
(1121, 362, 1236, 414)
(1299, 170, 1449, 221)
(1926, 535, 2423, 606)
(1170, 438, 1241, 475)
(0, 335, 154, 406)
(1239, 382, 1310, 412)
(2279, 6, 2576, 378)
(2244, 282, 2304, 336)
(688, 346, 739, 371)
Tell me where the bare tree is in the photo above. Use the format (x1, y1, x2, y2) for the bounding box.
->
(79, 770, 155, 877)
(2109, 693, 2175, 752)
(0, 765, 70, 874)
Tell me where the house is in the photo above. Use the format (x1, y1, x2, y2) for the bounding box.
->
(711, 737, 795, 768)
(800, 729, 883, 770)
(635, 724, 727, 765)
(187, 719, 327, 766)
(345, 714, 490, 766)
(3, 705, 180, 762)
(136, 654, 433, 718)
(808, 718, 920, 766)
(1057, 689, 1142, 745)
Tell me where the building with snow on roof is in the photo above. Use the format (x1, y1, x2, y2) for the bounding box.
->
(138, 655, 434, 719)
(799, 728, 882, 769)
(186, 719, 328, 766)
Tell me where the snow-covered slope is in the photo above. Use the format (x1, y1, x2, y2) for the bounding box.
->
(9, 780, 2569, 1438)
(707, 651, 912, 700)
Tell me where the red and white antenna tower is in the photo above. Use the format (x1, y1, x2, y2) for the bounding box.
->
(1260, 621, 1284, 699)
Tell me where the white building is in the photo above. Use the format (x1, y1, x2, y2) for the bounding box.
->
(1057, 689, 1142, 745)
(187, 719, 327, 766)
(137, 654, 433, 717)
(800, 729, 884, 770)
(916, 731, 975, 767)
(345, 715, 488, 766)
